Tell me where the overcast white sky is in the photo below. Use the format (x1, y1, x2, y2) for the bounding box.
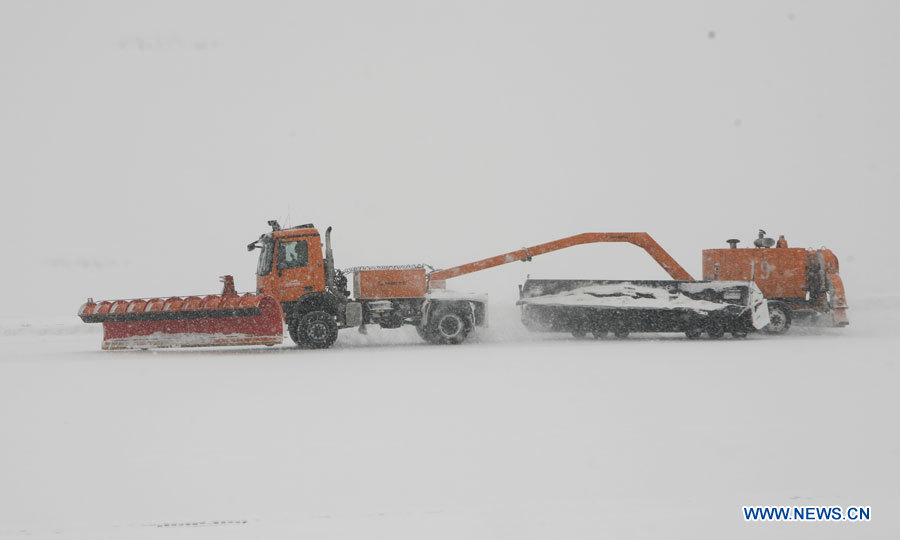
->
(1, 1, 898, 317)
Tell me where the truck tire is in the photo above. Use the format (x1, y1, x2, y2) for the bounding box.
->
(295, 310, 339, 349)
(425, 307, 470, 345)
(685, 326, 703, 340)
(765, 302, 792, 335)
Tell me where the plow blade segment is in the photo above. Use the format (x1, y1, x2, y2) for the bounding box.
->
(79, 294, 284, 350)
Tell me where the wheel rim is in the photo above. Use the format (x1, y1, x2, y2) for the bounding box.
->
(438, 314, 463, 338)
(308, 322, 328, 341)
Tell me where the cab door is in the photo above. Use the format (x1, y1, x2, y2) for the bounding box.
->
(273, 236, 325, 302)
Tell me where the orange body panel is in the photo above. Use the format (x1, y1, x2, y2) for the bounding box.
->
(703, 247, 808, 299)
(353, 268, 427, 299)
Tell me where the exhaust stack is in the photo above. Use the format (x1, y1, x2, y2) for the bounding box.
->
(325, 226, 335, 290)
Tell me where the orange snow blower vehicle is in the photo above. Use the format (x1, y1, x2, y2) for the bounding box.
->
(78, 222, 847, 349)
(431, 228, 849, 335)
(702, 230, 849, 333)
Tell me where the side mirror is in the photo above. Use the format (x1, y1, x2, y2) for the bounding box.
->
(247, 242, 258, 251)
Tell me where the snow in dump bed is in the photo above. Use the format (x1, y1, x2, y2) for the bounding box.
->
(518, 282, 735, 312)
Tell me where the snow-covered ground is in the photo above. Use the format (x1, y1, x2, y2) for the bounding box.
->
(1, 301, 897, 539)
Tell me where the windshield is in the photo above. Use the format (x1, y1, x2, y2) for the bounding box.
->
(256, 239, 274, 276)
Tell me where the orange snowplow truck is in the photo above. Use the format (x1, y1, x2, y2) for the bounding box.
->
(79, 221, 488, 350)
(702, 231, 849, 333)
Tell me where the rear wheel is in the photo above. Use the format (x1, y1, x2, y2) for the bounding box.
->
(731, 330, 748, 338)
(425, 307, 470, 345)
(765, 303, 792, 335)
(295, 311, 338, 349)
(614, 328, 630, 338)
(571, 328, 587, 339)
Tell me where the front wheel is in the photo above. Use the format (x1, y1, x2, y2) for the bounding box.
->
(294, 311, 339, 349)
(765, 303, 792, 335)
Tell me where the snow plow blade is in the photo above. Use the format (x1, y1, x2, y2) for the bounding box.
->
(78, 289, 284, 350)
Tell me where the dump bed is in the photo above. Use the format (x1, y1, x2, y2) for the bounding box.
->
(518, 279, 769, 336)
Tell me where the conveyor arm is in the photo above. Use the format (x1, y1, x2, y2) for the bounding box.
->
(429, 232, 694, 284)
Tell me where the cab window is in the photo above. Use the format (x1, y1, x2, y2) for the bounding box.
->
(277, 240, 308, 269)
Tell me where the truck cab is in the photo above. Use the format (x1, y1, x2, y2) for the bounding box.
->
(252, 223, 327, 303)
